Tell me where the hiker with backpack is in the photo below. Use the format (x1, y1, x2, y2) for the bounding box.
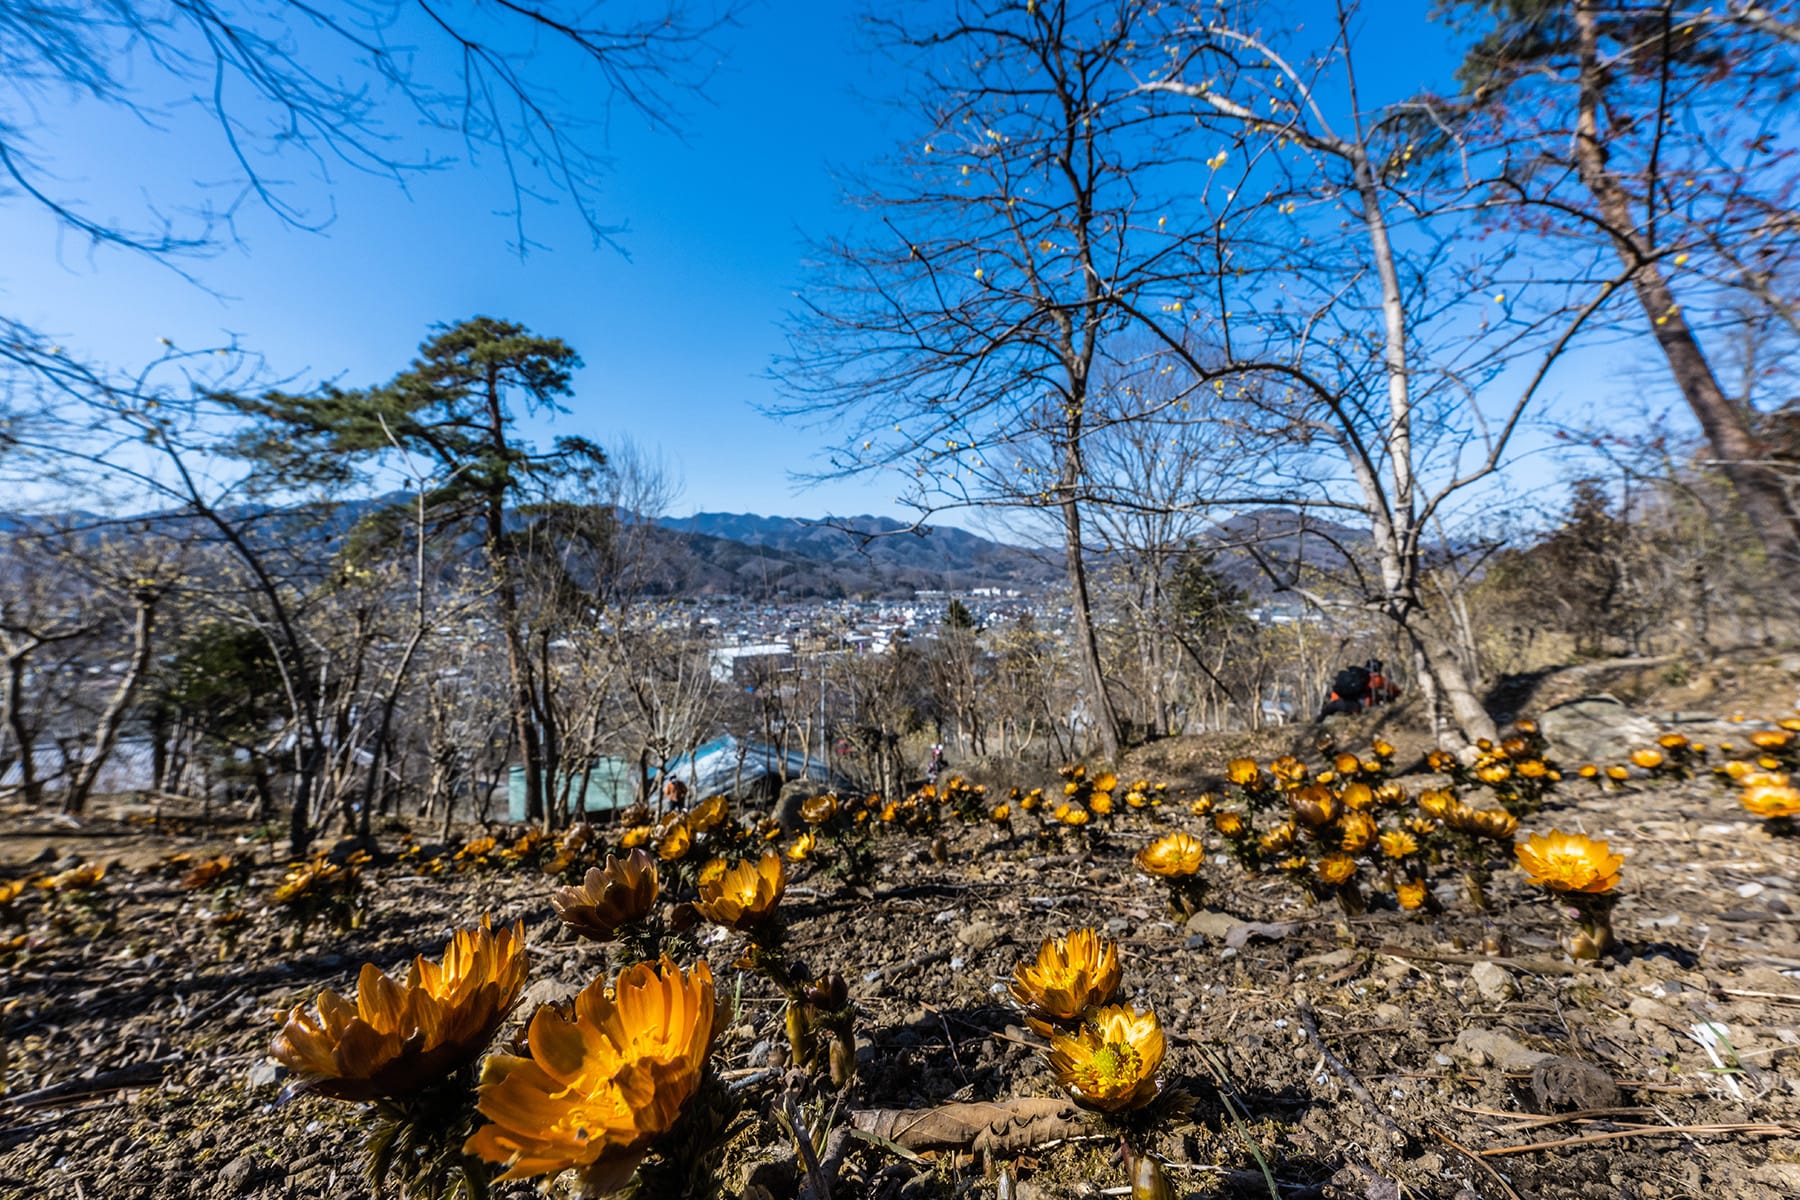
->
(1319, 663, 1371, 718)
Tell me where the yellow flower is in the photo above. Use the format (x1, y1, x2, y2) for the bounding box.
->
(1314, 854, 1357, 887)
(696, 857, 728, 887)
(1657, 733, 1689, 751)
(1340, 782, 1374, 811)
(1475, 761, 1512, 784)
(801, 793, 840, 824)
(1750, 729, 1793, 750)
(1418, 788, 1454, 817)
(1226, 758, 1261, 787)
(1188, 793, 1216, 817)
(1333, 753, 1361, 776)
(656, 822, 693, 862)
(688, 794, 730, 832)
(1515, 831, 1623, 894)
(620, 825, 652, 849)
(1371, 738, 1395, 759)
(272, 917, 528, 1100)
(0, 878, 25, 907)
(465, 957, 716, 1192)
(550, 850, 660, 941)
(1092, 772, 1118, 793)
(1089, 791, 1114, 816)
(1741, 784, 1800, 820)
(1578, 764, 1599, 779)
(456, 836, 497, 862)
(1211, 809, 1245, 837)
(1516, 759, 1548, 779)
(1288, 784, 1337, 828)
(1258, 821, 1297, 854)
(1378, 830, 1419, 859)
(1047, 1005, 1165, 1113)
(787, 831, 817, 862)
(1404, 815, 1438, 837)
(694, 852, 786, 929)
(1009, 929, 1122, 1033)
(1445, 803, 1518, 841)
(991, 803, 1011, 822)
(1059, 805, 1091, 827)
(1629, 748, 1664, 770)
(1395, 879, 1428, 910)
(1338, 811, 1377, 852)
(1604, 765, 1630, 781)
(1269, 755, 1308, 782)
(1135, 832, 1205, 878)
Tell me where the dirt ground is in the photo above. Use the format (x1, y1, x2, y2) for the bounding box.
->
(3, 702, 1800, 1199)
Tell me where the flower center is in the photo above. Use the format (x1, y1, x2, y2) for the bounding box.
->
(1088, 1040, 1140, 1088)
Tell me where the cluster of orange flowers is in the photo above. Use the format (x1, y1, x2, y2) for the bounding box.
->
(1010, 929, 1165, 1114)
(271, 915, 720, 1194)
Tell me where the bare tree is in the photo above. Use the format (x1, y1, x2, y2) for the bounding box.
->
(1443, 0, 1800, 576)
(1132, 0, 1629, 743)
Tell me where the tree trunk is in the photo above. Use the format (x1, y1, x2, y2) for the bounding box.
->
(1059, 481, 1122, 761)
(2, 652, 39, 806)
(65, 594, 158, 814)
(1573, 0, 1800, 575)
(1404, 614, 1496, 746)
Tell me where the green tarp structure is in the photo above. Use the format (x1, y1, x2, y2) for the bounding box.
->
(507, 758, 635, 823)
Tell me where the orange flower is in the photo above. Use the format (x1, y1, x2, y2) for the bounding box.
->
(550, 850, 660, 941)
(1046, 1005, 1164, 1113)
(1338, 811, 1378, 853)
(688, 794, 730, 833)
(465, 957, 716, 1193)
(1630, 748, 1664, 771)
(786, 831, 817, 862)
(655, 821, 692, 862)
(1741, 783, 1800, 820)
(1135, 832, 1205, 878)
(1314, 854, 1357, 887)
(800, 793, 839, 824)
(272, 917, 527, 1100)
(1009, 929, 1121, 1033)
(1371, 738, 1395, 759)
(1258, 821, 1297, 854)
(694, 852, 785, 929)
(1226, 758, 1261, 787)
(1515, 831, 1623, 894)
(1211, 809, 1245, 837)
(1395, 879, 1428, 910)
(1378, 830, 1419, 859)
(1288, 785, 1337, 828)
(1749, 729, 1793, 750)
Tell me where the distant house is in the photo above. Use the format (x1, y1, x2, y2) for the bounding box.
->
(507, 757, 636, 824)
(708, 642, 793, 685)
(653, 734, 841, 803)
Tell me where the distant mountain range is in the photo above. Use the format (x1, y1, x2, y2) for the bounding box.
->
(650, 512, 1062, 596)
(1, 499, 1383, 600)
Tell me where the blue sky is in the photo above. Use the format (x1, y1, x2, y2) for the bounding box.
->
(1, 0, 1646, 528)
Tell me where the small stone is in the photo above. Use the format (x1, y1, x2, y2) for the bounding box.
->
(1103, 916, 1130, 935)
(1736, 881, 1766, 899)
(956, 921, 999, 951)
(218, 1154, 261, 1193)
(1469, 960, 1517, 1004)
(245, 1061, 283, 1089)
(1185, 910, 1238, 941)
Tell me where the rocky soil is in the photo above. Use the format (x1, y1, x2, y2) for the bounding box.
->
(3, 708, 1799, 1200)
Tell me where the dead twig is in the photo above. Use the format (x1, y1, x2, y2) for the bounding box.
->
(1429, 1125, 1523, 1200)
(1479, 1121, 1800, 1157)
(1294, 993, 1416, 1158)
